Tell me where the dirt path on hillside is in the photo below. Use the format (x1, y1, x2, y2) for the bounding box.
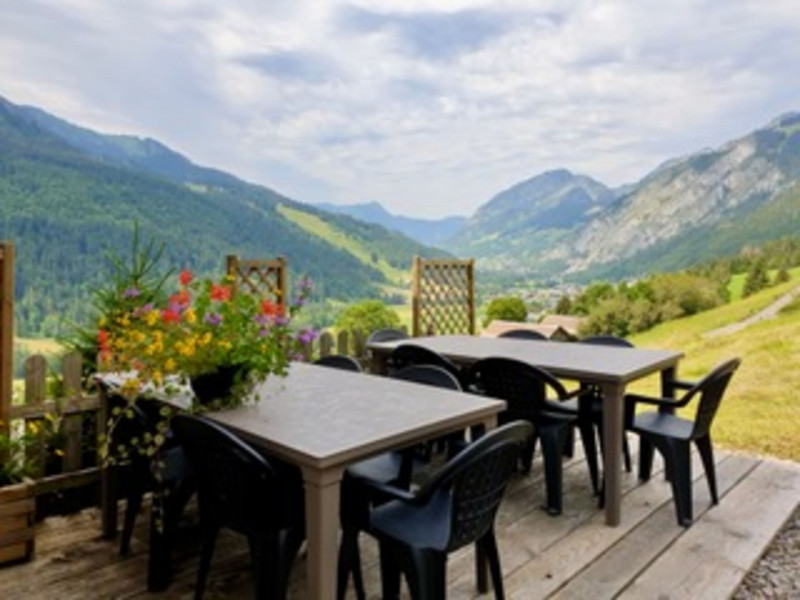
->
(704, 284, 800, 338)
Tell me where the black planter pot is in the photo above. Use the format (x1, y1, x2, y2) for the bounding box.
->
(190, 364, 245, 405)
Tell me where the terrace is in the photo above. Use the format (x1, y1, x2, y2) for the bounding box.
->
(2, 444, 798, 598)
(2, 247, 798, 598)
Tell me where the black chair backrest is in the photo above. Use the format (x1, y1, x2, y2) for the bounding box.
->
(367, 328, 409, 344)
(388, 344, 462, 382)
(579, 334, 634, 348)
(416, 421, 532, 552)
(686, 358, 741, 439)
(465, 358, 569, 424)
(390, 364, 462, 391)
(498, 329, 547, 341)
(313, 354, 362, 372)
(171, 415, 287, 533)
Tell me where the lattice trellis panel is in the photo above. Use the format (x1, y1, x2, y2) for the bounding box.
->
(412, 257, 475, 337)
(226, 255, 287, 310)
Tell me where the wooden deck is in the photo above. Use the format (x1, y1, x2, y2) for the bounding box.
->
(1, 444, 798, 599)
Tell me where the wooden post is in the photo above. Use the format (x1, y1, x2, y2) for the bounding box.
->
(467, 258, 476, 335)
(0, 242, 13, 439)
(24, 355, 47, 478)
(61, 353, 84, 472)
(411, 256, 421, 337)
(277, 255, 287, 312)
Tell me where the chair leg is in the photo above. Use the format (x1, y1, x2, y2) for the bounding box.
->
(120, 489, 143, 555)
(638, 436, 655, 482)
(539, 425, 567, 515)
(521, 433, 537, 474)
(577, 420, 600, 495)
(562, 426, 575, 458)
(405, 548, 446, 600)
(249, 531, 282, 600)
(337, 526, 366, 600)
(378, 540, 402, 600)
(479, 530, 505, 600)
(195, 526, 219, 600)
(276, 527, 304, 600)
(623, 434, 632, 473)
(695, 435, 718, 505)
(654, 438, 693, 527)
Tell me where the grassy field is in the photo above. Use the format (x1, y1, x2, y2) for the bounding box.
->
(631, 275, 800, 461)
(276, 204, 408, 284)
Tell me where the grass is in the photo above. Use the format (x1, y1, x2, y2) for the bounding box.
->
(276, 204, 407, 283)
(630, 276, 800, 461)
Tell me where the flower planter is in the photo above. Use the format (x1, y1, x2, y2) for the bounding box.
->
(0, 479, 35, 566)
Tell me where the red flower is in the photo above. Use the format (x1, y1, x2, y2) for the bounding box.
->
(260, 299, 284, 316)
(210, 284, 232, 302)
(98, 329, 110, 350)
(179, 269, 193, 286)
(162, 308, 181, 323)
(170, 289, 191, 307)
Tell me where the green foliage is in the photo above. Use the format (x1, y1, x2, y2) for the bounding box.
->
(554, 294, 572, 314)
(0, 413, 65, 486)
(742, 259, 770, 298)
(483, 296, 528, 326)
(775, 267, 791, 284)
(335, 300, 401, 336)
(578, 272, 726, 337)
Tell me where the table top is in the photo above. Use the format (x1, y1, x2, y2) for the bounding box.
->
(207, 362, 505, 471)
(368, 335, 683, 384)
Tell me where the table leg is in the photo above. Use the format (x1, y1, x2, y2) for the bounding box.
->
(600, 381, 624, 526)
(302, 466, 344, 600)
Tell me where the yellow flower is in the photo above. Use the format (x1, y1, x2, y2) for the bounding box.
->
(184, 308, 197, 324)
(121, 378, 141, 397)
(28, 421, 40, 435)
(164, 358, 177, 372)
(146, 309, 160, 326)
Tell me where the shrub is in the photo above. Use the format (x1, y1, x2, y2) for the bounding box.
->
(483, 296, 527, 327)
(335, 300, 401, 336)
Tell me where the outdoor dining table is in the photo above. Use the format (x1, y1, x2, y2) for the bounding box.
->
(99, 362, 505, 600)
(367, 334, 684, 527)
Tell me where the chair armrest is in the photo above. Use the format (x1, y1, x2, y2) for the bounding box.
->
(667, 378, 696, 391)
(625, 393, 682, 408)
(357, 478, 419, 504)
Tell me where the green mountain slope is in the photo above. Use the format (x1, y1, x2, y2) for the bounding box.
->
(0, 96, 448, 335)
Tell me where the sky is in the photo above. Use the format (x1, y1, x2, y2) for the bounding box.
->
(2, 0, 800, 218)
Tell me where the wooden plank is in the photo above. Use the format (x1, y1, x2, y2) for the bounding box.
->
(619, 458, 800, 600)
(552, 452, 759, 600)
(503, 450, 715, 599)
(0, 542, 29, 564)
(34, 467, 101, 495)
(61, 352, 84, 471)
(0, 241, 13, 438)
(412, 255, 421, 337)
(0, 498, 35, 518)
(0, 526, 34, 547)
(10, 396, 100, 420)
(24, 354, 47, 405)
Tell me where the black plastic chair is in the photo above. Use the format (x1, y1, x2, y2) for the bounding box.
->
(626, 358, 741, 527)
(557, 335, 635, 497)
(498, 329, 547, 341)
(367, 328, 409, 344)
(366, 421, 533, 600)
(338, 365, 463, 600)
(313, 354, 362, 371)
(171, 415, 305, 599)
(464, 358, 592, 515)
(388, 344, 464, 386)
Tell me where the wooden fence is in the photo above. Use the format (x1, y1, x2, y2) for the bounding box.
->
(412, 256, 475, 337)
(1, 242, 13, 439)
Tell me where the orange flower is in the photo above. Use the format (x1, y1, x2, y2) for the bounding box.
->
(179, 269, 193, 286)
(210, 284, 232, 302)
(260, 299, 284, 317)
(170, 289, 191, 307)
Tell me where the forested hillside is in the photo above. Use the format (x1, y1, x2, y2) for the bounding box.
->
(0, 97, 449, 336)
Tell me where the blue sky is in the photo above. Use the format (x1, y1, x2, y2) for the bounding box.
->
(2, 0, 799, 218)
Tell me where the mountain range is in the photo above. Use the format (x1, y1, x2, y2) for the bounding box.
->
(441, 113, 800, 280)
(0, 95, 449, 336)
(315, 201, 466, 247)
(2, 91, 799, 335)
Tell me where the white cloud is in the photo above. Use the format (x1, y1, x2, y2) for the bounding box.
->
(2, 0, 799, 217)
